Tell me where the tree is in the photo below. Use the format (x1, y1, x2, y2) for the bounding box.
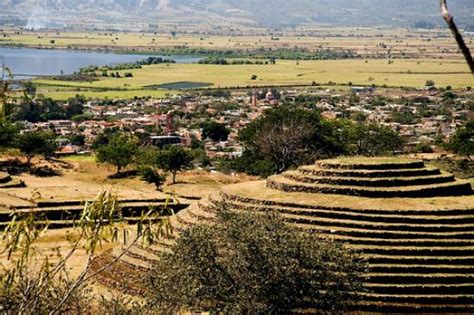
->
(425, 80, 436, 87)
(344, 121, 404, 156)
(0, 65, 13, 123)
(201, 121, 230, 142)
(23, 81, 37, 96)
(15, 131, 57, 163)
(96, 133, 138, 174)
(140, 167, 166, 191)
(156, 146, 193, 184)
(447, 119, 474, 160)
(237, 107, 344, 175)
(0, 122, 19, 148)
(147, 207, 365, 313)
(65, 95, 86, 119)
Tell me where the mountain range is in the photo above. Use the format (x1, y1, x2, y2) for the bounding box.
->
(1, 0, 473, 29)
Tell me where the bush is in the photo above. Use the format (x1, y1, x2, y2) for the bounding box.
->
(140, 167, 166, 191)
(147, 207, 365, 313)
(96, 133, 138, 174)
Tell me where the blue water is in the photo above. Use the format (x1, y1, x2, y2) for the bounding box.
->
(0, 47, 200, 79)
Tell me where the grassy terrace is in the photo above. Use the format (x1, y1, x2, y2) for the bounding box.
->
(221, 181, 474, 211)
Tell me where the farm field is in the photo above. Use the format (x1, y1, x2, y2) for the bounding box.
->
(1, 28, 471, 60)
(35, 58, 474, 100)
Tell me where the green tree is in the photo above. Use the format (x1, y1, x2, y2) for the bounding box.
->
(344, 121, 404, 156)
(201, 121, 230, 142)
(96, 133, 138, 174)
(0, 122, 19, 148)
(140, 167, 166, 191)
(156, 146, 193, 184)
(147, 207, 364, 313)
(425, 80, 436, 87)
(447, 119, 474, 160)
(237, 107, 344, 175)
(65, 95, 86, 119)
(0, 65, 13, 123)
(15, 131, 58, 163)
(23, 81, 37, 96)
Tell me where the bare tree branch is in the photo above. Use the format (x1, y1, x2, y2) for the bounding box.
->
(440, 0, 474, 74)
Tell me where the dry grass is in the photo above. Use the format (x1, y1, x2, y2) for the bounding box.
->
(222, 181, 474, 211)
(34, 58, 474, 100)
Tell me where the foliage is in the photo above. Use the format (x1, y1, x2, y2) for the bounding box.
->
(236, 107, 344, 175)
(147, 206, 365, 313)
(15, 131, 58, 163)
(201, 120, 230, 142)
(92, 128, 120, 149)
(1, 191, 174, 314)
(140, 166, 166, 190)
(343, 121, 404, 156)
(65, 95, 86, 118)
(0, 122, 19, 148)
(96, 133, 138, 174)
(155, 146, 193, 184)
(447, 119, 474, 160)
(0, 66, 14, 123)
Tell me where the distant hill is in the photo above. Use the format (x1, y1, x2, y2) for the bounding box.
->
(1, 0, 473, 29)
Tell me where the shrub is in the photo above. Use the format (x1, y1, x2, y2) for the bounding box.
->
(140, 167, 166, 191)
(147, 207, 364, 313)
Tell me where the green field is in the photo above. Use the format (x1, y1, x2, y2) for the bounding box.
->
(35, 59, 474, 100)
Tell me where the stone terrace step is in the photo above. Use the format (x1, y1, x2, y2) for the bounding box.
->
(365, 255, 474, 265)
(284, 170, 455, 187)
(366, 273, 474, 285)
(280, 212, 474, 233)
(299, 165, 442, 178)
(0, 178, 25, 189)
(359, 293, 474, 306)
(0, 172, 11, 184)
(267, 175, 473, 198)
(224, 200, 474, 224)
(364, 283, 474, 295)
(297, 222, 474, 240)
(369, 264, 474, 274)
(221, 191, 474, 216)
(318, 158, 425, 170)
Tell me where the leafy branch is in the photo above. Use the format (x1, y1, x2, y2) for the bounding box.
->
(1, 190, 174, 314)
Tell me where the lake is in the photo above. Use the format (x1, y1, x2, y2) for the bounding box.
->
(0, 47, 200, 79)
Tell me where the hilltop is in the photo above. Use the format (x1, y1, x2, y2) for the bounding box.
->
(1, 0, 473, 29)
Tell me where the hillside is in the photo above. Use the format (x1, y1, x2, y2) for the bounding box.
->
(0, 0, 473, 29)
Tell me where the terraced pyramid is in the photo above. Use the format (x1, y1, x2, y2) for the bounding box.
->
(94, 157, 474, 312)
(268, 158, 472, 198)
